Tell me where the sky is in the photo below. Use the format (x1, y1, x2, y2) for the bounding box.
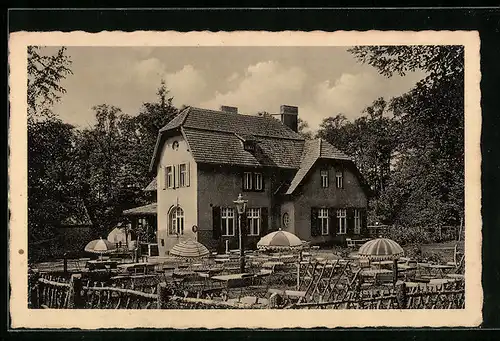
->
(48, 46, 426, 131)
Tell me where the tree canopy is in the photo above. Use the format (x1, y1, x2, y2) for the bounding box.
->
(317, 45, 464, 228)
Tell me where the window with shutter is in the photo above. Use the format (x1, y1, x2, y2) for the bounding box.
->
(328, 208, 337, 236)
(260, 207, 269, 236)
(165, 166, 173, 189)
(354, 209, 361, 234)
(319, 208, 329, 235)
(347, 208, 355, 235)
(212, 206, 221, 239)
(311, 208, 320, 237)
(337, 209, 347, 234)
(179, 164, 186, 187)
(247, 208, 261, 236)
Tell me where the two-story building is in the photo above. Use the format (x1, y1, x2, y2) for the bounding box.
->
(146, 104, 370, 256)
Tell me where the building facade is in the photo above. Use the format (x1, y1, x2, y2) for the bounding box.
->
(148, 105, 370, 256)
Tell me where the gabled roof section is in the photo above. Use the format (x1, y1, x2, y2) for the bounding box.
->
(143, 177, 157, 192)
(319, 138, 352, 161)
(285, 139, 321, 195)
(123, 202, 157, 216)
(182, 128, 304, 168)
(150, 106, 305, 172)
(285, 138, 352, 195)
(169, 106, 303, 140)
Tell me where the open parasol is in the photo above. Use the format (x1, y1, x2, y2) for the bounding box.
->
(169, 240, 210, 259)
(257, 229, 304, 251)
(84, 237, 117, 260)
(358, 237, 404, 284)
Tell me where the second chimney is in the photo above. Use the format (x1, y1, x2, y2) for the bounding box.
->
(220, 105, 238, 114)
(279, 105, 298, 132)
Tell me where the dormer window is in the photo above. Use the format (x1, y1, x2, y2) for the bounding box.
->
(243, 140, 256, 152)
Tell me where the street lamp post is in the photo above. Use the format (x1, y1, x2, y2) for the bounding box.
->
(233, 193, 248, 273)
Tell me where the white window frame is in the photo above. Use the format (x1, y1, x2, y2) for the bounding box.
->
(354, 209, 361, 234)
(247, 208, 261, 236)
(221, 207, 235, 236)
(254, 173, 263, 191)
(320, 170, 329, 188)
(179, 163, 187, 187)
(336, 171, 344, 189)
(337, 209, 347, 234)
(319, 208, 329, 235)
(165, 166, 173, 189)
(169, 206, 184, 235)
(244, 172, 253, 190)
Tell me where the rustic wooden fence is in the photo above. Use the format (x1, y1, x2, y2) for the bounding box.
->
(29, 273, 258, 309)
(29, 271, 465, 310)
(287, 280, 465, 309)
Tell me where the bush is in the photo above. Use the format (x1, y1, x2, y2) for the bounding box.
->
(386, 226, 434, 245)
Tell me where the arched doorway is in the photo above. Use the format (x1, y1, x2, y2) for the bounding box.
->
(168, 206, 185, 236)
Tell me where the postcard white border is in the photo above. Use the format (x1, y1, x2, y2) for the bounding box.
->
(9, 30, 482, 329)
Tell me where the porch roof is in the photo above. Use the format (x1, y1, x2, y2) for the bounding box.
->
(123, 203, 157, 216)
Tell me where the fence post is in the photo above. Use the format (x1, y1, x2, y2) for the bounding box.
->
(395, 281, 407, 309)
(67, 274, 84, 308)
(157, 282, 169, 309)
(28, 269, 40, 308)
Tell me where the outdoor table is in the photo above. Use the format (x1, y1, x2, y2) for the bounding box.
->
(215, 258, 231, 264)
(173, 270, 197, 279)
(446, 274, 465, 280)
(429, 264, 456, 277)
(211, 273, 255, 288)
(398, 263, 418, 272)
(86, 260, 118, 271)
(360, 269, 392, 277)
(117, 262, 154, 274)
(262, 261, 284, 269)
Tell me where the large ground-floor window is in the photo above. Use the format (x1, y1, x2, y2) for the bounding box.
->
(169, 206, 184, 235)
(247, 208, 261, 236)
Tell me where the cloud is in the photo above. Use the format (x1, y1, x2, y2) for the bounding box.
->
(226, 72, 240, 82)
(131, 60, 207, 107)
(164, 65, 207, 107)
(300, 71, 422, 130)
(200, 61, 307, 114)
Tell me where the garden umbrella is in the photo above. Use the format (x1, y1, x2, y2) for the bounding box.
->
(257, 229, 303, 251)
(358, 237, 404, 284)
(169, 240, 210, 259)
(84, 237, 117, 260)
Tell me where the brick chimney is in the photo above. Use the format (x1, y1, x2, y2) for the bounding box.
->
(220, 105, 238, 114)
(278, 105, 298, 132)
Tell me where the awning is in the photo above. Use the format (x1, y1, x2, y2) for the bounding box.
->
(123, 203, 157, 216)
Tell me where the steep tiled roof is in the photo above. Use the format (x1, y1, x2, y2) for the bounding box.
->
(151, 106, 304, 172)
(320, 139, 352, 160)
(183, 129, 261, 167)
(162, 107, 303, 140)
(285, 139, 321, 195)
(182, 129, 304, 169)
(143, 177, 157, 192)
(285, 138, 352, 195)
(123, 203, 157, 216)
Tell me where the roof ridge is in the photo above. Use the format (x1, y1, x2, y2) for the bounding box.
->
(183, 126, 304, 141)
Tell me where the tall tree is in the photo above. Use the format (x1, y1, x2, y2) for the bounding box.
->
(27, 46, 73, 121)
(349, 45, 464, 227)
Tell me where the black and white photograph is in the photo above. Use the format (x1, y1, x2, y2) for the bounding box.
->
(9, 30, 481, 328)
